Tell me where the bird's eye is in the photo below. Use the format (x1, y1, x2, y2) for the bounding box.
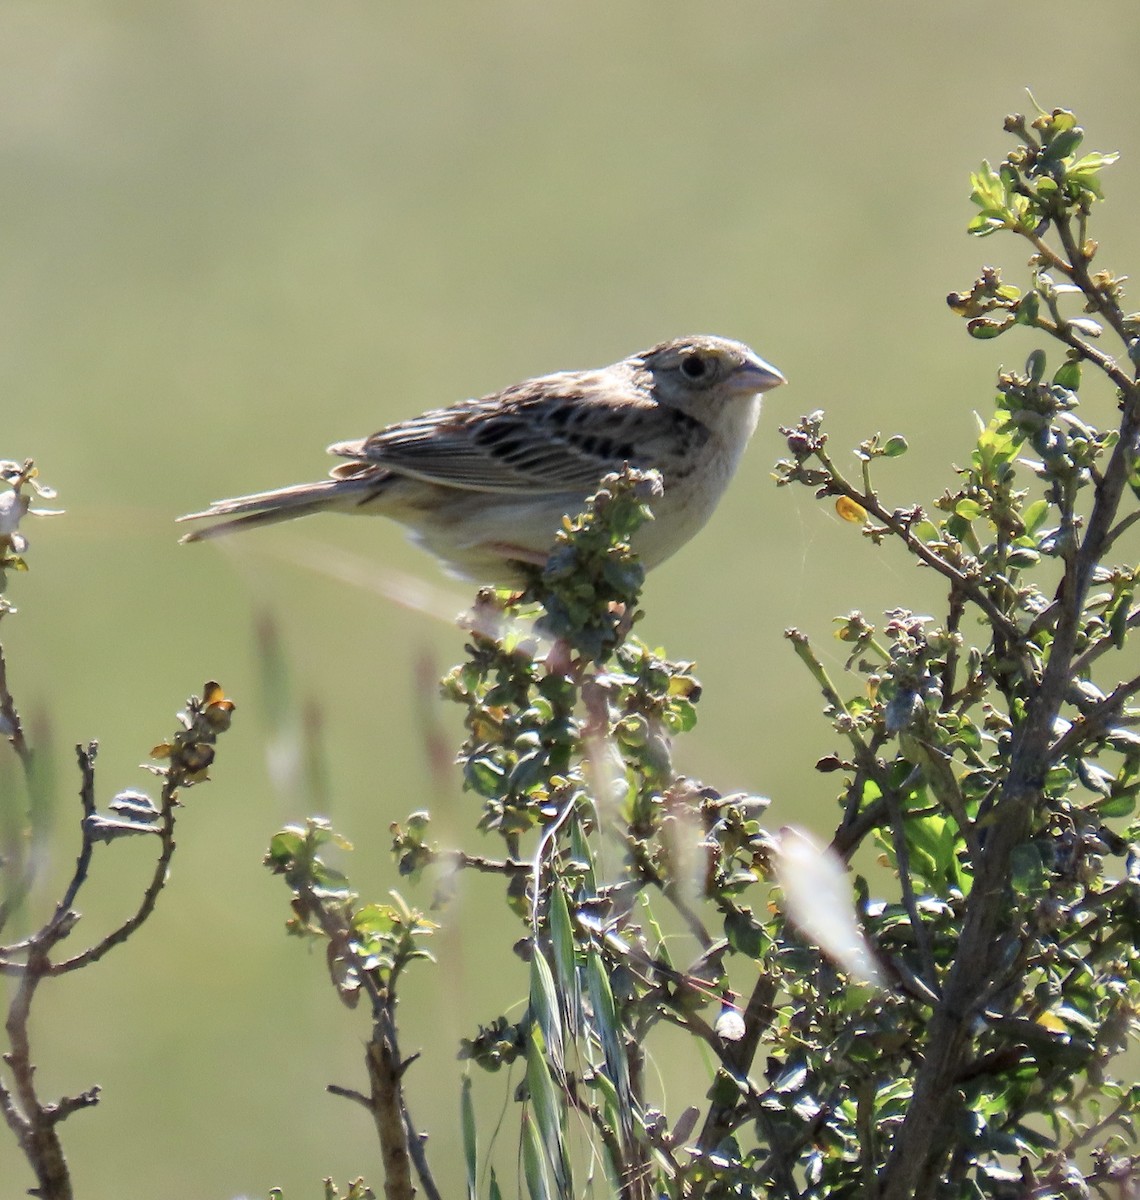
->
(680, 354, 709, 381)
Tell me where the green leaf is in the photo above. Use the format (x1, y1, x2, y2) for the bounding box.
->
(1069, 150, 1119, 174)
(1009, 547, 1042, 570)
(585, 1063, 621, 1123)
(1106, 584, 1134, 649)
(967, 316, 1013, 338)
(969, 161, 1008, 212)
(1069, 150, 1119, 197)
(465, 755, 506, 798)
(967, 214, 1006, 237)
(461, 1075, 478, 1200)
(1127, 452, 1140, 499)
(548, 885, 579, 1036)
(529, 952, 565, 1073)
(1040, 125, 1084, 163)
(1022, 499, 1050, 535)
(1045, 108, 1077, 134)
(521, 1113, 553, 1200)
(266, 830, 305, 867)
(664, 698, 698, 733)
(570, 818, 597, 896)
(724, 907, 765, 958)
(1017, 293, 1041, 327)
(526, 1026, 570, 1199)
(1010, 842, 1047, 896)
(883, 435, 909, 458)
(586, 949, 633, 1140)
(1053, 360, 1082, 391)
(1095, 791, 1137, 819)
(944, 513, 974, 545)
(904, 812, 956, 883)
(974, 418, 1021, 470)
(351, 903, 398, 939)
(951, 717, 982, 752)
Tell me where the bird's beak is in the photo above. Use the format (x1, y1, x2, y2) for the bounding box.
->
(733, 355, 787, 395)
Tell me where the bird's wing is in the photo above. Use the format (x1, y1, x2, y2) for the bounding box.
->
(329, 372, 706, 494)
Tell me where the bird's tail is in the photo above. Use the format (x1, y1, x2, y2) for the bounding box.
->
(177, 471, 385, 543)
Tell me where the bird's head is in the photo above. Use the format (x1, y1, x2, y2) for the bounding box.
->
(638, 335, 786, 427)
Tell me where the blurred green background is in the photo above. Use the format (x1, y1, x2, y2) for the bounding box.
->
(3, 3, 1139, 1195)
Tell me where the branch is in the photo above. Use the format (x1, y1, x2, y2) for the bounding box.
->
(811, 448, 1026, 648)
(1069, 605, 1140, 677)
(48, 759, 180, 974)
(1103, 508, 1140, 554)
(1031, 315, 1136, 394)
(298, 876, 439, 1200)
(3, 940, 77, 1200)
(56, 743, 98, 918)
(1, 682, 233, 1197)
(1053, 212, 1136, 348)
(692, 973, 779, 1169)
(1047, 670, 1140, 763)
(0, 642, 36, 939)
(879, 263, 1140, 1200)
(0, 642, 31, 770)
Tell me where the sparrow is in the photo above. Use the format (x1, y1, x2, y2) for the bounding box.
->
(178, 335, 785, 582)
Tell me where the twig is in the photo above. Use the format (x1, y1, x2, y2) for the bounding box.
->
(56, 743, 99, 917)
(1053, 213, 1135, 347)
(1069, 606, 1140, 677)
(0, 643, 36, 938)
(0, 642, 31, 770)
(882, 786, 938, 989)
(327, 1084, 373, 1109)
(939, 585, 966, 709)
(452, 850, 531, 876)
(1031, 315, 1136, 393)
(1102, 508, 1140, 554)
(785, 629, 875, 761)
